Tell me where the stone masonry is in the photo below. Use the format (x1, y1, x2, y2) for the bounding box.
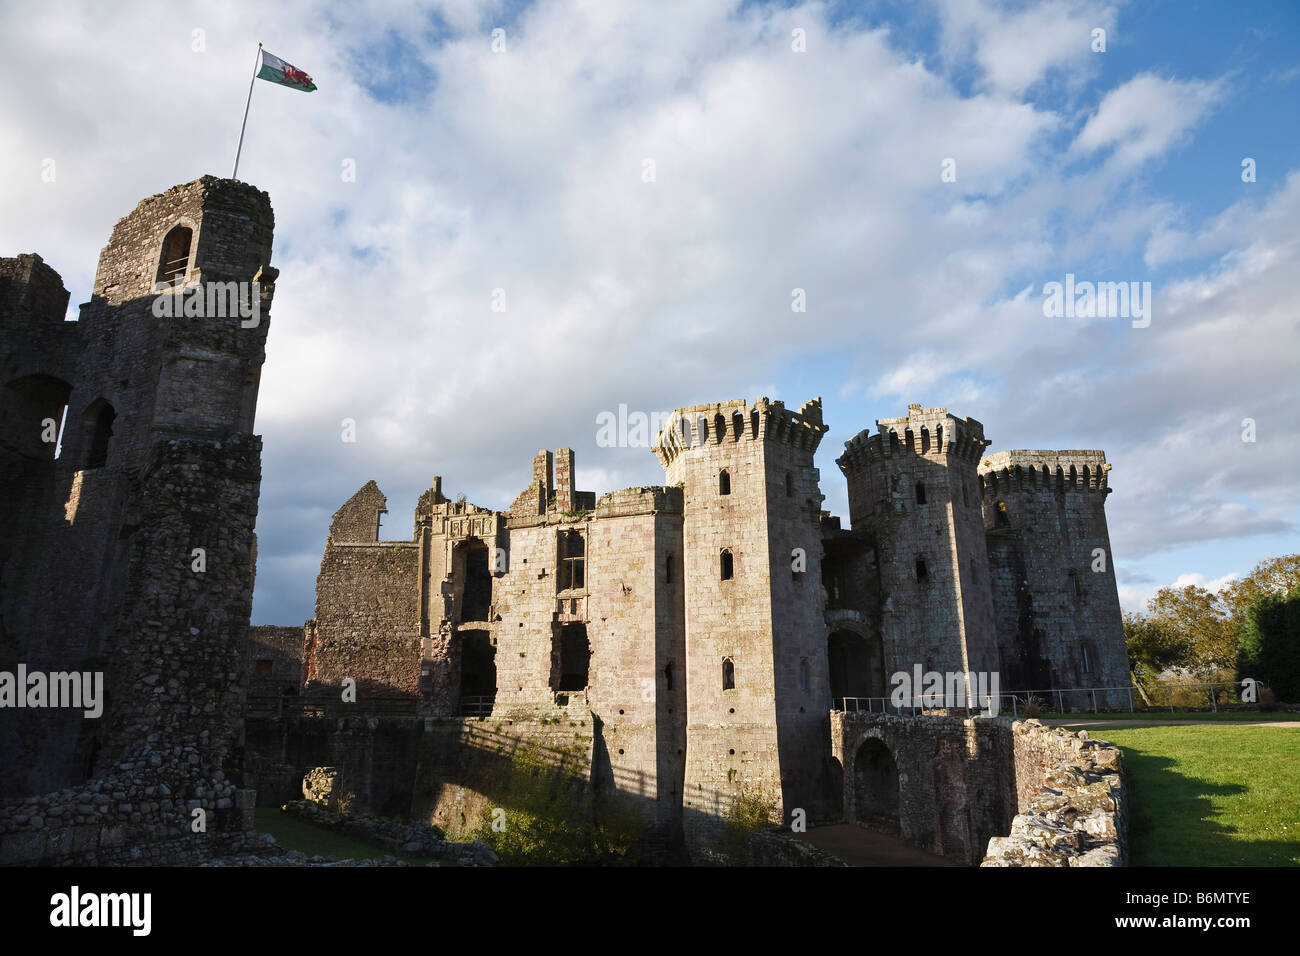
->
(0, 176, 277, 864)
(268, 395, 1129, 860)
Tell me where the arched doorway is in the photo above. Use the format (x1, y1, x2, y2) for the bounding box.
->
(828, 629, 885, 705)
(853, 738, 900, 834)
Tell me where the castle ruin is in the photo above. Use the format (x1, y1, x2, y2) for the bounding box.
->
(260, 397, 1129, 859)
(1, 177, 275, 863)
(0, 175, 1128, 866)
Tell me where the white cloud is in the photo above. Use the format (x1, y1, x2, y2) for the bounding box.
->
(1072, 72, 1226, 168)
(934, 0, 1116, 96)
(0, 1, 1289, 627)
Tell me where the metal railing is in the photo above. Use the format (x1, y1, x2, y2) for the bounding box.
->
(158, 254, 189, 285)
(244, 695, 421, 719)
(834, 680, 1266, 718)
(459, 695, 495, 717)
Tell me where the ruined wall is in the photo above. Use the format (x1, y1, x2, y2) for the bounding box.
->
(983, 719, 1126, 866)
(309, 542, 421, 697)
(268, 394, 1131, 865)
(831, 712, 1016, 864)
(246, 624, 305, 696)
(830, 713, 1127, 867)
(0, 436, 267, 864)
(979, 452, 1128, 707)
(0, 177, 275, 869)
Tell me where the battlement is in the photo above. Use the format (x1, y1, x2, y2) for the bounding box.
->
(91, 175, 274, 305)
(978, 450, 1111, 495)
(594, 484, 684, 518)
(651, 395, 827, 469)
(837, 403, 990, 474)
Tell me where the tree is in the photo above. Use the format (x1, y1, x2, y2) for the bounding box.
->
(1145, 584, 1235, 676)
(1237, 586, 1300, 704)
(1220, 554, 1300, 628)
(1124, 613, 1192, 704)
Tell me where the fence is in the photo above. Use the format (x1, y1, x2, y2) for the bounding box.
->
(834, 680, 1264, 718)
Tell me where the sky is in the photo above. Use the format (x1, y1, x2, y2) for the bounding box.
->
(1, 0, 1297, 627)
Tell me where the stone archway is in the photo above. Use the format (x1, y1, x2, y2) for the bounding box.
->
(853, 738, 900, 834)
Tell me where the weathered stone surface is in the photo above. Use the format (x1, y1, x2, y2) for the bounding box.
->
(246, 395, 1128, 863)
(0, 176, 276, 865)
(980, 719, 1127, 867)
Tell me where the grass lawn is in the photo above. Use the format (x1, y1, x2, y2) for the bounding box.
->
(253, 808, 442, 865)
(1087, 726, 1300, 866)
(1043, 711, 1300, 722)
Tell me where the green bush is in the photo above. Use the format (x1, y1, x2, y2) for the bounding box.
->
(1238, 587, 1300, 704)
(467, 743, 645, 866)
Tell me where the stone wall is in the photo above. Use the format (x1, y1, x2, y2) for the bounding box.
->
(983, 718, 1126, 866)
(0, 176, 276, 863)
(0, 436, 268, 864)
(275, 394, 1130, 864)
(247, 625, 305, 696)
(831, 713, 1127, 866)
(308, 542, 422, 697)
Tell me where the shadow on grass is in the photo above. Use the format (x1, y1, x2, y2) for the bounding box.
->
(1116, 740, 1298, 866)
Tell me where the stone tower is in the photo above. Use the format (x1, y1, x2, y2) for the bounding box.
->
(653, 396, 831, 851)
(0, 177, 276, 862)
(978, 451, 1128, 707)
(837, 405, 999, 692)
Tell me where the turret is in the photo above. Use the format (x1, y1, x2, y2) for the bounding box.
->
(837, 404, 999, 685)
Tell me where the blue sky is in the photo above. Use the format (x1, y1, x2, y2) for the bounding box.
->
(1, 0, 1297, 625)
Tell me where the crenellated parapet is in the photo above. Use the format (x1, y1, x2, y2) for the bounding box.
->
(837, 404, 990, 475)
(978, 450, 1112, 496)
(652, 395, 827, 470)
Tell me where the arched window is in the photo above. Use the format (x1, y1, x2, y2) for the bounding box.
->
(665, 553, 674, 585)
(81, 398, 116, 470)
(915, 556, 929, 585)
(720, 549, 734, 581)
(915, 481, 927, 505)
(664, 660, 674, 691)
(785, 472, 793, 497)
(722, 657, 735, 691)
(157, 224, 193, 288)
(718, 469, 731, 495)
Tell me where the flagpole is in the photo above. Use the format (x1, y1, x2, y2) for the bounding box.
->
(231, 43, 262, 180)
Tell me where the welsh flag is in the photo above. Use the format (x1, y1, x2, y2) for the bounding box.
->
(257, 50, 317, 92)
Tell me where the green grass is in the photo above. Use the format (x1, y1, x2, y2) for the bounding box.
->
(1045, 711, 1300, 721)
(253, 808, 442, 865)
(1089, 726, 1300, 866)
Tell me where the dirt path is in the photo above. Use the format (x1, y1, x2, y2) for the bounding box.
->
(793, 824, 960, 867)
